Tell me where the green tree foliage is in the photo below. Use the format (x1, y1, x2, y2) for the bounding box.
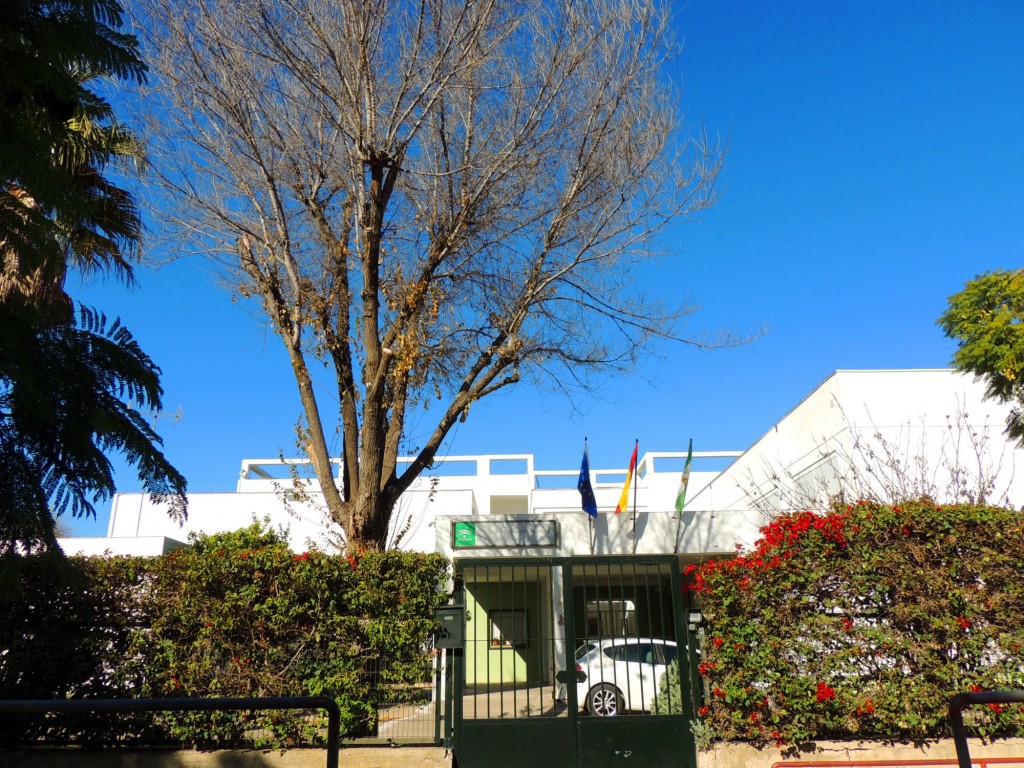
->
(688, 500, 1024, 750)
(0, 306, 187, 551)
(1, 0, 146, 313)
(0, 524, 450, 747)
(0, 0, 186, 549)
(0, 551, 153, 744)
(939, 269, 1024, 444)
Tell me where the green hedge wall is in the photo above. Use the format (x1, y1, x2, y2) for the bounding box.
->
(0, 524, 450, 747)
(689, 500, 1024, 749)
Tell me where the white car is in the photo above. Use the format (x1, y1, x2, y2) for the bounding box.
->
(571, 637, 679, 716)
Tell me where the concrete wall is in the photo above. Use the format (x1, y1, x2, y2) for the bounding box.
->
(8, 737, 1022, 768)
(57, 535, 187, 557)
(435, 508, 762, 560)
(0, 746, 449, 768)
(106, 487, 477, 554)
(700, 737, 1024, 768)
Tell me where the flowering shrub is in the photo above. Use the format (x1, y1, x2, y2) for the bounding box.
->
(0, 523, 449, 747)
(690, 500, 1024, 749)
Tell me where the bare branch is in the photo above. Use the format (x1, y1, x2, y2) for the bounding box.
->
(137, 0, 732, 550)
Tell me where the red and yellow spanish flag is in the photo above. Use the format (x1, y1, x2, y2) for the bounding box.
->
(615, 440, 638, 514)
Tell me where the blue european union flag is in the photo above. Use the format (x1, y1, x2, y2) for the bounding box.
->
(578, 448, 598, 518)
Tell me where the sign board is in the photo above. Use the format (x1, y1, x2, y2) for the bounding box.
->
(453, 522, 477, 548)
(451, 519, 559, 549)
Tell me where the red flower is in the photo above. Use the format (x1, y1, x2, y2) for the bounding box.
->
(957, 616, 972, 630)
(815, 682, 836, 703)
(856, 699, 874, 716)
(713, 687, 727, 699)
(968, 685, 983, 693)
(712, 637, 724, 648)
(841, 616, 853, 632)
(749, 712, 759, 723)
(989, 703, 1004, 714)
(346, 554, 358, 570)
(698, 661, 716, 676)
(293, 552, 309, 562)
(698, 705, 710, 717)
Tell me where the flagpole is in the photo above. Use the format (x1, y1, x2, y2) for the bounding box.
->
(631, 439, 638, 555)
(586, 437, 595, 555)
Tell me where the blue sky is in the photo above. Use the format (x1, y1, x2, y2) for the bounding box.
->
(67, 1, 1024, 536)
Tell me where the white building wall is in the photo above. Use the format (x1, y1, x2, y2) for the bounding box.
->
(102, 451, 732, 555)
(435, 507, 760, 560)
(690, 369, 1024, 515)
(107, 486, 479, 554)
(77, 369, 1024, 560)
(57, 535, 187, 557)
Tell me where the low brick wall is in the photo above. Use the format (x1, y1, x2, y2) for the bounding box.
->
(7, 739, 1022, 768)
(0, 745, 451, 768)
(700, 738, 1024, 768)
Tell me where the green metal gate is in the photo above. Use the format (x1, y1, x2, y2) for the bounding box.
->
(449, 556, 699, 768)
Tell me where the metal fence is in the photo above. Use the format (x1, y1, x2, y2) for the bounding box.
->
(368, 648, 442, 743)
(0, 697, 341, 767)
(0, 651, 441, 750)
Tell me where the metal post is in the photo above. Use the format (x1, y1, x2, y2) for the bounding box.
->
(949, 690, 1024, 768)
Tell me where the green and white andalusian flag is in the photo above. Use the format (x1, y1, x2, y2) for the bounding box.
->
(674, 439, 693, 516)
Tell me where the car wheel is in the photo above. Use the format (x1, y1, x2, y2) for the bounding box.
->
(586, 683, 624, 717)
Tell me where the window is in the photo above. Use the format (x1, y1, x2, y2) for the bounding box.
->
(489, 609, 527, 648)
(606, 643, 655, 664)
(656, 643, 678, 665)
(574, 642, 597, 660)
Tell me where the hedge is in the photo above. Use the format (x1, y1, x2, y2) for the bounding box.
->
(0, 523, 450, 747)
(687, 500, 1024, 750)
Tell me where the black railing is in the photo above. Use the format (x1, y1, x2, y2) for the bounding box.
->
(0, 649, 442, 749)
(0, 696, 340, 767)
(949, 689, 1024, 768)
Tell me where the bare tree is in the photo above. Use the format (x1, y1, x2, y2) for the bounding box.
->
(137, 0, 726, 551)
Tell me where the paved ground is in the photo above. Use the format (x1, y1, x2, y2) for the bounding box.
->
(460, 684, 568, 720)
(378, 683, 569, 740)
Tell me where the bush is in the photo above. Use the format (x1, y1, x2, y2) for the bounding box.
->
(0, 523, 450, 748)
(0, 552, 155, 744)
(689, 500, 1024, 750)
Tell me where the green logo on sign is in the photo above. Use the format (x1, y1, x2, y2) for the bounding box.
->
(454, 522, 476, 547)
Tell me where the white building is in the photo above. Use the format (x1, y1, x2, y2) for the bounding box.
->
(58, 369, 1024, 559)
